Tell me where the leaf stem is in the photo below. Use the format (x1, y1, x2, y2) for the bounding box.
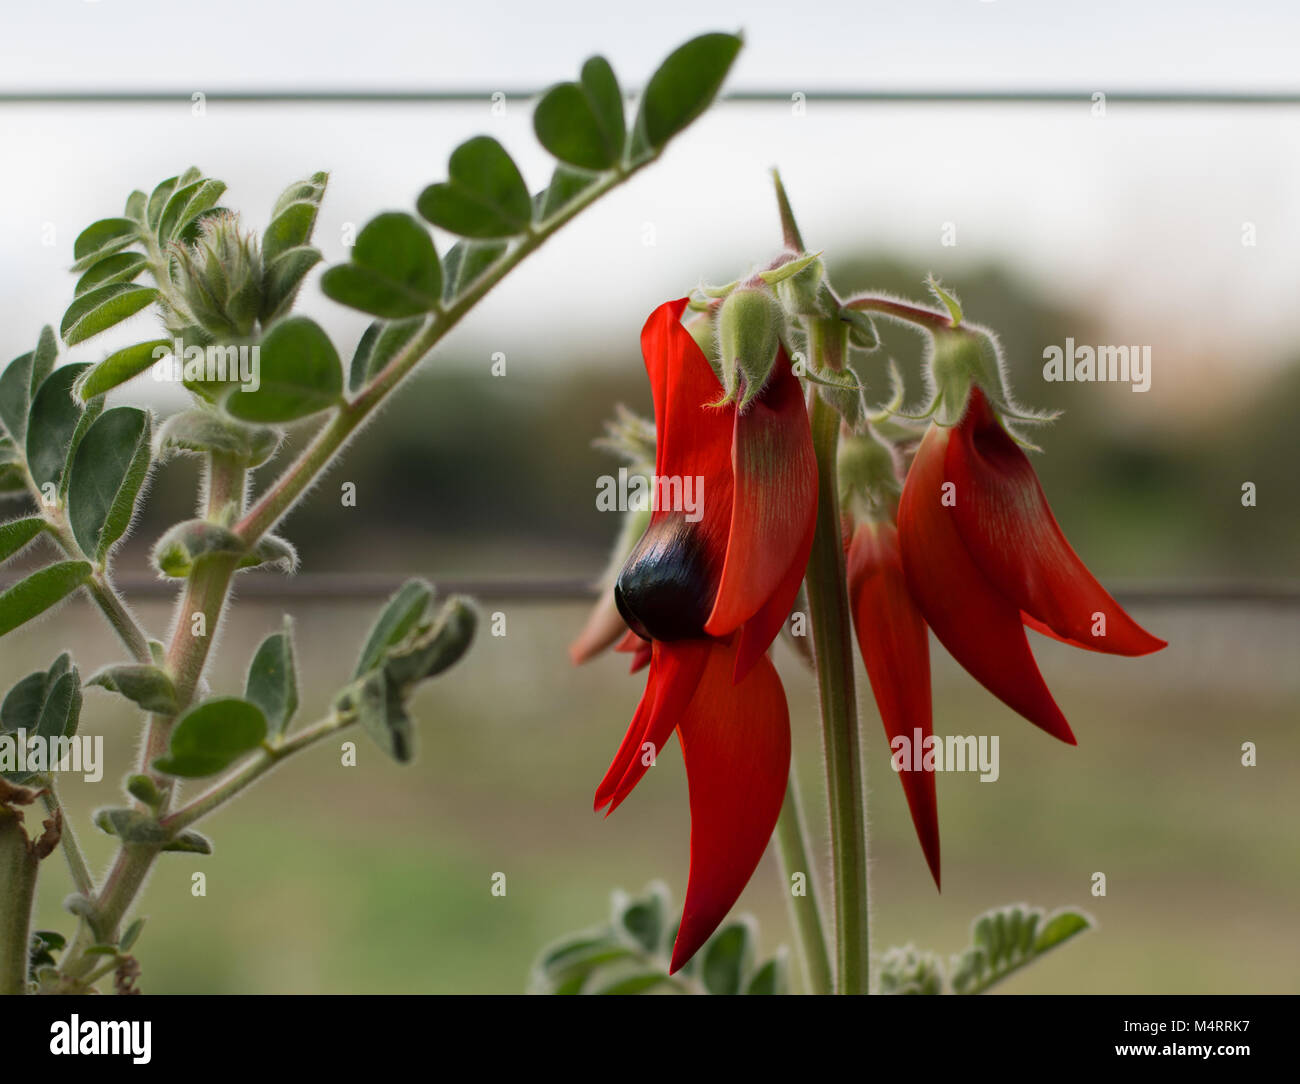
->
(162, 711, 353, 834)
(772, 774, 833, 994)
(234, 159, 649, 547)
(41, 782, 93, 898)
(0, 808, 39, 995)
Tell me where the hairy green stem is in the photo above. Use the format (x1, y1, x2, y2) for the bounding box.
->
(42, 784, 93, 898)
(0, 809, 38, 995)
(805, 333, 871, 995)
(772, 775, 833, 995)
(844, 295, 954, 332)
(234, 160, 649, 547)
(162, 711, 352, 834)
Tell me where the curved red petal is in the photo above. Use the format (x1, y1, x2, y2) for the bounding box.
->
(847, 520, 941, 889)
(640, 300, 733, 554)
(704, 347, 817, 639)
(732, 513, 816, 683)
(947, 387, 1166, 657)
(568, 591, 628, 665)
(898, 423, 1076, 745)
(593, 640, 709, 815)
(670, 639, 791, 972)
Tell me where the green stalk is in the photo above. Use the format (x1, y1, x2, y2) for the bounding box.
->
(772, 775, 833, 994)
(0, 809, 38, 995)
(805, 324, 871, 994)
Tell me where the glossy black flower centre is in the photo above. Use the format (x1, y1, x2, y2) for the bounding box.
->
(614, 514, 715, 642)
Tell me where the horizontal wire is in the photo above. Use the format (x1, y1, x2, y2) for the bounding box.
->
(1, 89, 1299, 105)
(1, 572, 1294, 604)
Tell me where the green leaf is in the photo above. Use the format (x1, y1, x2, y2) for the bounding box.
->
(151, 520, 245, 578)
(123, 189, 147, 223)
(348, 317, 425, 393)
(632, 32, 742, 157)
(0, 562, 92, 638)
(271, 171, 328, 221)
(94, 808, 167, 844)
(158, 178, 227, 245)
(87, 664, 179, 715)
(533, 56, 625, 172)
(263, 200, 322, 265)
(590, 971, 674, 995)
(74, 252, 149, 298)
(335, 668, 413, 764)
(125, 774, 164, 809)
(416, 136, 532, 239)
(529, 931, 635, 994)
(745, 953, 789, 995)
(119, 918, 145, 952)
(245, 618, 298, 739)
(700, 921, 754, 995)
(155, 408, 279, 466)
(533, 165, 598, 222)
(353, 579, 432, 678)
(440, 240, 507, 302)
(0, 327, 58, 445)
(321, 212, 442, 318)
(74, 340, 171, 401)
(153, 697, 267, 778)
(1033, 910, 1091, 954)
(146, 175, 180, 230)
(0, 518, 46, 565)
(224, 316, 343, 423)
(60, 284, 158, 346)
(611, 883, 667, 955)
(161, 830, 212, 854)
(71, 218, 140, 273)
(381, 595, 476, 688)
(950, 904, 1093, 994)
(67, 407, 152, 562)
(237, 533, 297, 574)
(26, 364, 95, 494)
(260, 245, 322, 323)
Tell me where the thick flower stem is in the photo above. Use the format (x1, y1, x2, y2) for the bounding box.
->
(773, 775, 833, 994)
(0, 809, 38, 995)
(805, 375, 871, 995)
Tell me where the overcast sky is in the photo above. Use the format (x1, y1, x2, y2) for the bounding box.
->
(2, 1, 1297, 422)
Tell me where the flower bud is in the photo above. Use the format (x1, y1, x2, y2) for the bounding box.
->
(927, 326, 1005, 426)
(838, 426, 902, 517)
(717, 286, 784, 410)
(171, 212, 263, 339)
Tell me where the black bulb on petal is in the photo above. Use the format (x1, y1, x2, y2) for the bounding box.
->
(614, 514, 716, 642)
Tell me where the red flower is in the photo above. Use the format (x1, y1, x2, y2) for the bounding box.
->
(897, 385, 1166, 744)
(846, 517, 940, 888)
(592, 298, 816, 971)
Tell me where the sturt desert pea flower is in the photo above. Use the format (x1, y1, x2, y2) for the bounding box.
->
(578, 295, 817, 971)
(897, 378, 1167, 745)
(842, 428, 941, 888)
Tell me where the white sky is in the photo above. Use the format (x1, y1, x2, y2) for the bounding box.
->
(1, 0, 1297, 419)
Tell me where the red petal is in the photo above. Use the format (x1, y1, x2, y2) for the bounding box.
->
(732, 513, 815, 683)
(898, 423, 1076, 744)
(947, 388, 1166, 657)
(593, 640, 709, 814)
(640, 300, 734, 562)
(568, 591, 628, 665)
(614, 630, 654, 673)
(847, 520, 940, 889)
(670, 639, 790, 972)
(704, 347, 817, 640)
